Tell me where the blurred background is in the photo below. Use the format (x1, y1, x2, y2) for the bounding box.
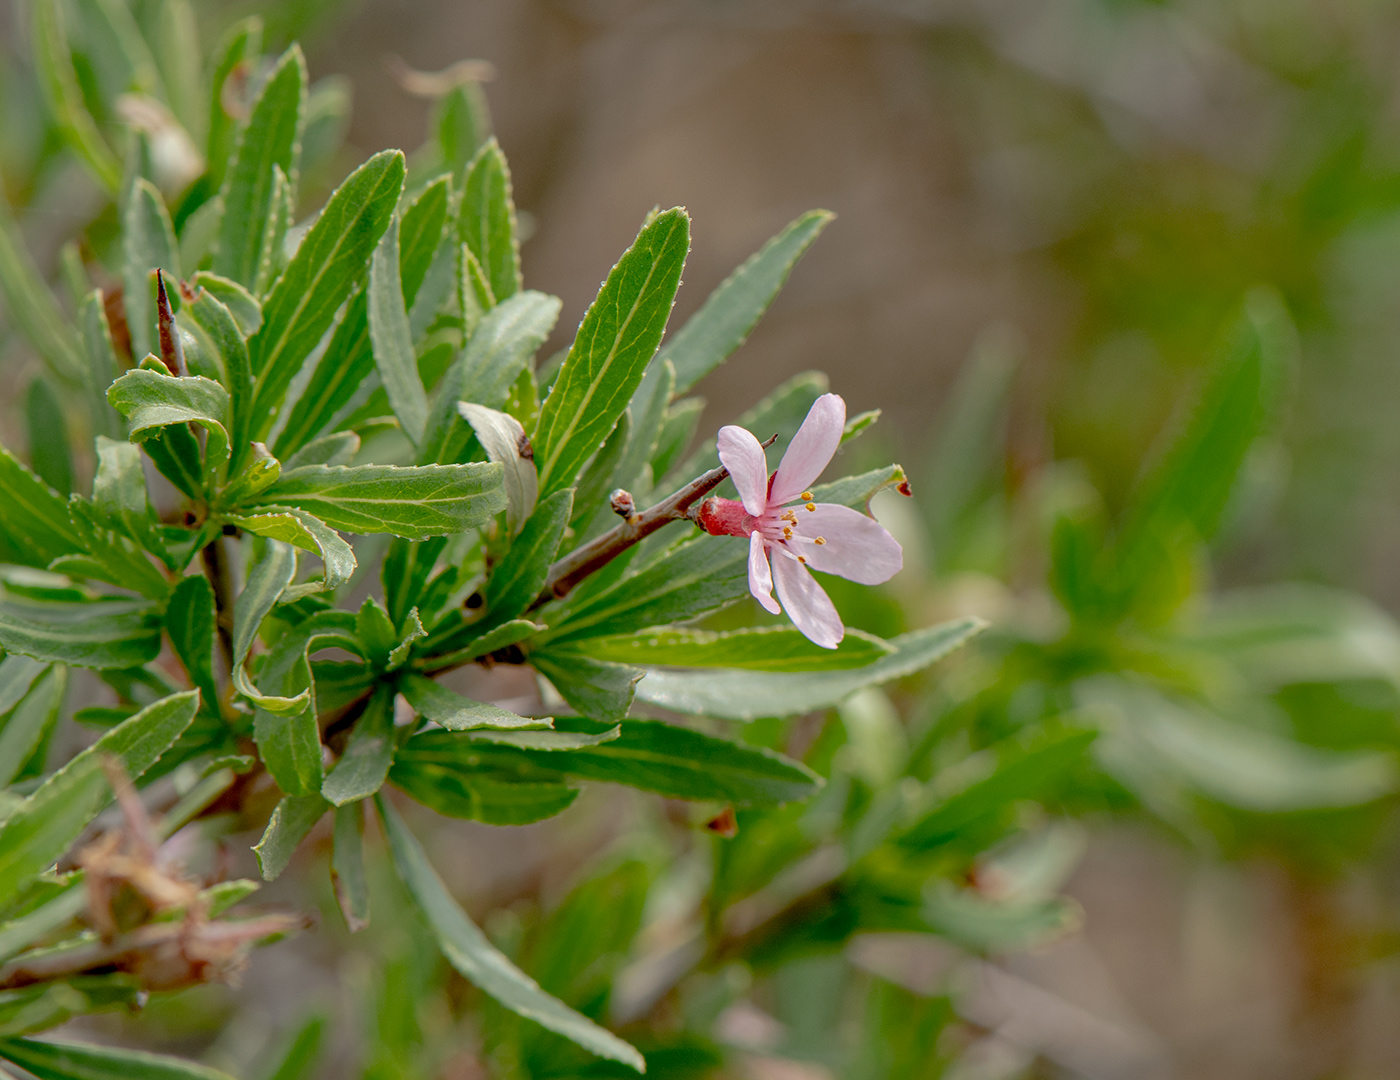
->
(10, 1, 1400, 1077)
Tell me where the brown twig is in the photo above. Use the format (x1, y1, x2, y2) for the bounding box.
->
(532, 434, 776, 606)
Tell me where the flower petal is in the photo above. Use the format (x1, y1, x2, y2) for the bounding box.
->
(772, 549, 843, 648)
(718, 425, 771, 516)
(770, 393, 845, 507)
(748, 531, 780, 614)
(798, 503, 903, 584)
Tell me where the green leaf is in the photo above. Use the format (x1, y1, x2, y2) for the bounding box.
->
(249, 150, 406, 439)
(530, 651, 642, 723)
(254, 462, 505, 539)
(31, 0, 122, 192)
(0, 690, 198, 909)
(107, 369, 230, 481)
(253, 793, 329, 880)
(582, 626, 894, 672)
(0, 1036, 236, 1080)
(922, 884, 1080, 954)
(376, 796, 645, 1071)
(0, 206, 83, 386)
(614, 360, 673, 494)
(214, 45, 307, 288)
(423, 717, 820, 806)
(368, 216, 430, 446)
(534, 208, 691, 497)
(634, 618, 986, 720)
(0, 595, 161, 670)
(252, 610, 360, 794)
(79, 293, 121, 439)
(252, 165, 294, 297)
(25, 379, 73, 497)
(390, 756, 578, 826)
(206, 18, 262, 190)
(0, 445, 86, 570)
(0, 882, 85, 964)
(122, 179, 180, 362)
(190, 272, 262, 335)
(184, 287, 253, 474)
(283, 431, 360, 470)
(650, 397, 704, 481)
(0, 656, 47, 716)
(398, 174, 451, 308)
(436, 82, 490, 175)
(421, 617, 542, 671)
(91, 437, 155, 544)
(399, 672, 548, 731)
(484, 490, 572, 627)
(322, 686, 396, 806)
(231, 540, 300, 710)
(459, 139, 521, 305)
(228, 507, 355, 594)
(165, 576, 219, 714)
(332, 804, 370, 932)
(662, 210, 832, 395)
(0, 666, 66, 788)
(456, 404, 537, 533)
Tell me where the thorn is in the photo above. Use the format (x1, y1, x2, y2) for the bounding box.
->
(704, 805, 738, 837)
(155, 270, 186, 376)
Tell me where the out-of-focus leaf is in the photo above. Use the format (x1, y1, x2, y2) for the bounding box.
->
(635, 618, 985, 720)
(283, 431, 359, 471)
(25, 379, 72, 497)
(583, 626, 894, 672)
(398, 672, 548, 731)
(534, 209, 690, 498)
(0, 595, 161, 670)
(253, 793, 330, 881)
(214, 45, 306, 288)
(0, 690, 198, 909)
(206, 18, 262, 190)
(922, 883, 1080, 954)
(31, 0, 122, 192)
(259, 1014, 326, 1080)
(322, 687, 396, 806)
(249, 150, 405, 439)
(332, 805, 369, 932)
(377, 796, 646, 1071)
(253, 462, 504, 539)
(368, 216, 429, 446)
(0, 446, 86, 569)
(0, 1035, 236, 1079)
(122, 179, 181, 361)
(0, 657, 47, 717)
(390, 749, 578, 825)
(459, 139, 521, 305)
(0, 666, 66, 788)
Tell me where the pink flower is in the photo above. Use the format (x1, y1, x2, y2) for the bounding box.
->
(696, 393, 903, 648)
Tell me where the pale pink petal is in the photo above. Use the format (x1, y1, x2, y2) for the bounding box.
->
(718, 425, 771, 516)
(797, 503, 903, 585)
(772, 549, 843, 648)
(770, 393, 845, 506)
(748, 531, 780, 614)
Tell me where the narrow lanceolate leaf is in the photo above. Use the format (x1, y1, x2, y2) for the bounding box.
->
(664, 209, 832, 395)
(530, 651, 643, 723)
(0, 666, 66, 788)
(368, 216, 429, 446)
(457, 404, 537, 533)
(228, 507, 356, 593)
(0, 656, 47, 716)
(79, 293, 121, 438)
(377, 797, 646, 1072)
(0, 207, 82, 386)
(122, 179, 181, 363)
(469, 717, 820, 805)
(0, 596, 161, 669)
(635, 618, 986, 720)
(26, 378, 72, 497)
(485, 490, 572, 626)
(321, 687, 396, 805)
(421, 617, 542, 671)
(254, 793, 330, 880)
(184, 289, 253, 475)
(249, 150, 406, 439)
(91, 438, 154, 544)
(399, 672, 549, 731)
(582, 626, 895, 672)
(231, 540, 300, 710)
(207, 18, 263, 190)
(214, 45, 307, 288)
(0, 1036, 237, 1080)
(30, 0, 121, 192)
(332, 803, 370, 932)
(398, 174, 451, 308)
(191, 272, 263, 335)
(459, 139, 521, 305)
(108, 369, 231, 478)
(0, 690, 199, 909)
(534, 208, 691, 497)
(165, 576, 220, 713)
(254, 462, 505, 539)
(458, 290, 561, 410)
(0, 446, 85, 569)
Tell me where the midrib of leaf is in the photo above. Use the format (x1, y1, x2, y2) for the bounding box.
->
(537, 224, 676, 491)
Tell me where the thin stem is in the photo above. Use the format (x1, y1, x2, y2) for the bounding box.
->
(201, 534, 235, 680)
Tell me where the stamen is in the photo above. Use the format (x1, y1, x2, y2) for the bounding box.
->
(801, 492, 812, 501)
(797, 555, 806, 563)
(814, 537, 826, 545)
(783, 527, 793, 539)
(805, 502, 816, 512)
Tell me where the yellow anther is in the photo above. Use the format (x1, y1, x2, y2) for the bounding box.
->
(801, 492, 812, 501)
(797, 555, 807, 563)
(783, 527, 793, 539)
(805, 502, 816, 512)
(814, 536, 826, 545)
